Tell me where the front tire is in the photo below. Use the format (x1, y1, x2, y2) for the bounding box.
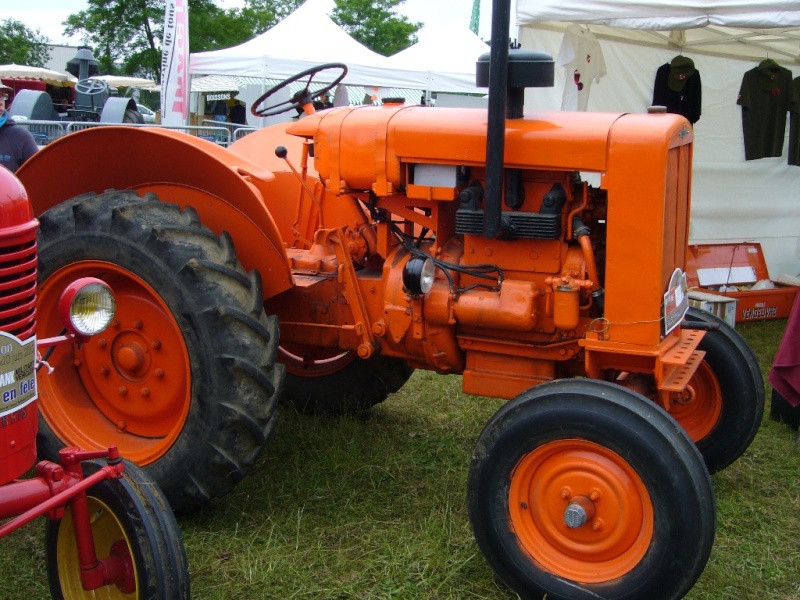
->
(45, 459, 190, 599)
(679, 307, 765, 472)
(468, 379, 715, 600)
(36, 191, 283, 512)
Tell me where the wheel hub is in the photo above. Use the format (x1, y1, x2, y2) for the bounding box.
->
(115, 338, 150, 379)
(508, 439, 654, 583)
(74, 315, 186, 437)
(563, 495, 596, 528)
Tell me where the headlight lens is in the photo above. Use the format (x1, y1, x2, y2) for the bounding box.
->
(402, 257, 435, 296)
(59, 279, 116, 336)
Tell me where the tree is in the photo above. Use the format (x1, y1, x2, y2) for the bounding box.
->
(241, 0, 304, 35)
(0, 19, 51, 67)
(331, 0, 420, 56)
(63, 0, 262, 82)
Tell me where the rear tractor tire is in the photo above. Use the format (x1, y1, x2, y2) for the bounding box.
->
(468, 379, 715, 600)
(46, 459, 190, 599)
(36, 190, 284, 513)
(280, 345, 413, 414)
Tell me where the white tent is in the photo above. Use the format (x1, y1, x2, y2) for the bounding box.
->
(189, 0, 483, 94)
(90, 75, 158, 89)
(386, 25, 489, 95)
(516, 0, 800, 277)
(190, 0, 425, 89)
(0, 64, 76, 87)
(190, 75, 240, 93)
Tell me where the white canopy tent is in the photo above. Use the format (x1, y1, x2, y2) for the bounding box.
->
(385, 25, 489, 97)
(516, 0, 800, 278)
(189, 0, 483, 94)
(89, 75, 158, 89)
(191, 0, 420, 89)
(0, 64, 76, 87)
(190, 75, 240, 93)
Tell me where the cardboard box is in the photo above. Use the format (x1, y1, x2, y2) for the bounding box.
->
(685, 243, 798, 323)
(688, 290, 738, 328)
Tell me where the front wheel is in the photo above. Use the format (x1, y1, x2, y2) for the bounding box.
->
(677, 307, 764, 472)
(45, 459, 189, 599)
(468, 379, 715, 600)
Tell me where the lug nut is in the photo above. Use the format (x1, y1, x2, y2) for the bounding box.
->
(563, 496, 596, 529)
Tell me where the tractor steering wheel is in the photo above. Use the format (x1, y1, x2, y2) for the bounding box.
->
(251, 63, 347, 118)
(76, 78, 110, 96)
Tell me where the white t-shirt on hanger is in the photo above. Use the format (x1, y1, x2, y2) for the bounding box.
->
(556, 24, 607, 111)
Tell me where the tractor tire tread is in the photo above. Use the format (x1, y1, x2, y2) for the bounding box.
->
(37, 190, 282, 513)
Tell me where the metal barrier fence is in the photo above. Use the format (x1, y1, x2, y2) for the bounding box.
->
(200, 119, 258, 144)
(15, 120, 68, 146)
(15, 119, 258, 148)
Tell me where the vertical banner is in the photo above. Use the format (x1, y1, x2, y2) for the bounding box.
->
(161, 0, 189, 126)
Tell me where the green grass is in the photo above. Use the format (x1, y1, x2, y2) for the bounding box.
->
(2, 319, 798, 599)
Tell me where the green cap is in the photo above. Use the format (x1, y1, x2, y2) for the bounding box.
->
(668, 56, 696, 92)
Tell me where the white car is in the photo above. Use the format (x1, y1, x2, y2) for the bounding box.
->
(137, 104, 156, 123)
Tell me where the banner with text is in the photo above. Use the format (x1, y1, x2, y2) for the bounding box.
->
(161, 0, 189, 126)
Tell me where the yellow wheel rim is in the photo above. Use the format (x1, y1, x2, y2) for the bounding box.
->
(55, 496, 139, 598)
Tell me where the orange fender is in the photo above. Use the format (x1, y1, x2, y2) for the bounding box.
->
(17, 126, 292, 298)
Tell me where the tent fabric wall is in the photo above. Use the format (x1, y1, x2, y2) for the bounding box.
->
(517, 2, 800, 277)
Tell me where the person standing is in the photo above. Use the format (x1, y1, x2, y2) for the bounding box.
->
(213, 99, 228, 122)
(229, 100, 247, 125)
(313, 92, 334, 111)
(0, 84, 38, 173)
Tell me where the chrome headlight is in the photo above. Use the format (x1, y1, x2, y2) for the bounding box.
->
(59, 278, 116, 337)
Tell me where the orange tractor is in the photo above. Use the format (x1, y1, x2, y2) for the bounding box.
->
(16, 3, 763, 597)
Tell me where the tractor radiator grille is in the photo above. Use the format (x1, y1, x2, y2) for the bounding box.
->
(0, 224, 37, 340)
(455, 209, 561, 239)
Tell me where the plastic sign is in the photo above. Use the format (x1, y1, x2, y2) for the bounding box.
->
(663, 268, 690, 335)
(0, 331, 36, 419)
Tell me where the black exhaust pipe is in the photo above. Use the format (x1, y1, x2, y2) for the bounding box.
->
(482, 0, 511, 239)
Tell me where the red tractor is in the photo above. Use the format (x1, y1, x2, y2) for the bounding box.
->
(15, 2, 763, 597)
(0, 167, 189, 599)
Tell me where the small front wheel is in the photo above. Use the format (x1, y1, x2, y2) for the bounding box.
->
(468, 379, 715, 600)
(679, 307, 765, 472)
(45, 459, 189, 599)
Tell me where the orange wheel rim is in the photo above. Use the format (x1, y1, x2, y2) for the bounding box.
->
(668, 361, 722, 442)
(38, 261, 191, 465)
(508, 439, 654, 583)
